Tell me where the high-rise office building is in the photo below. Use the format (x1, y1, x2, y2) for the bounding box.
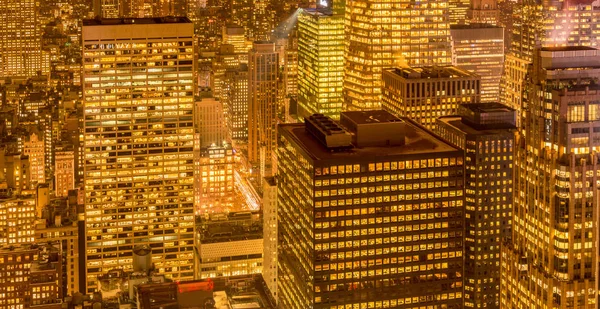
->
(94, 0, 121, 18)
(500, 0, 600, 110)
(297, 8, 344, 120)
(262, 176, 277, 303)
(211, 45, 241, 102)
(248, 42, 278, 174)
(251, 0, 274, 41)
(224, 65, 249, 143)
(223, 24, 249, 58)
(283, 31, 298, 98)
(231, 0, 253, 38)
(500, 47, 600, 309)
(436, 103, 516, 309)
(451, 24, 504, 103)
(381, 66, 480, 129)
(0, 0, 43, 78)
(277, 111, 465, 309)
(82, 17, 196, 292)
(449, 0, 470, 25)
(343, 0, 452, 111)
(468, 0, 499, 24)
(195, 96, 227, 148)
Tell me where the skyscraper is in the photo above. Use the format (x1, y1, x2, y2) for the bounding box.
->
(211, 45, 241, 102)
(277, 111, 465, 309)
(451, 24, 504, 103)
(195, 96, 227, 148)
(500, 47, 600, 309)
(436, 103, 516, 309)
(500, 0, 600, 110)
(247, 42, 278, 175)
(468, 0, 499, 24)
(449, 0, 470, 25)
(224, 65, 249, 143)
(262, 176, 277, 303)
(223, 24, 249, 57)
(343, 0, 452, 110)
(94, 0, 121, 18)
(297, 8, 344, 120)
(0, 0, 42, 77)
(82, 17, 196, 293)
(381, 66, 480, 129)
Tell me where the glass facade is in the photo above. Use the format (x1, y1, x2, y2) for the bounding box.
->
(500, 0, 600, 111)
(82, 20, 196, 293)
(297, 9, 344, 120)
(450, 25, 504, 103)
(278, 119, 465, 309)
(343, 0, 452, 110)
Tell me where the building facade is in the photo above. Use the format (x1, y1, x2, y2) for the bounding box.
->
(500, 0, 600, 111)
(82, 17, 196, 292)
(54, 147, 75, 198)
(277, 111, 465, 309)
(297, 9, 344, 120)
(382, 66, 480, 129)
(343, 0, 452, 110)
(247, 42, 278, 174)
(197, 212, 263, 279)
(436, 103, 516, 309)
(195, 96, 227, 148)
(194, 145, 235, 212)
(23, 132, 45, 186)
(451, 25, 504, 103)
(224, 65, 249, 143)
(0, 0, 43, 77)
(0, 195, 36, 245)
(468, 0, 499, 24)
(262, 176, 277, 303)
(500, 47, 600, 309)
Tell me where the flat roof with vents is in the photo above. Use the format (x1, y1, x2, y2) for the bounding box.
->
(281, 111, 460, 163)
(83, 17, 191, 26)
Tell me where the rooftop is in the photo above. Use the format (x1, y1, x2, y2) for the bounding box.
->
(197, 211, 262, 243)
(450, 23, 503, 30)
(281, 116, 460, 163)
(263, 176, 276, 186)
(461, 102, 515, 114)
(136, 275, 275, 309)
(385, 66, 477, 80)
(342, 110, 404, 125)
(301, 8, 334, 16)
(438, 103, 517, 133)
(540, 46, 597, 52)
(83, 17, 191, 26)
(438, 116, 517, 136)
